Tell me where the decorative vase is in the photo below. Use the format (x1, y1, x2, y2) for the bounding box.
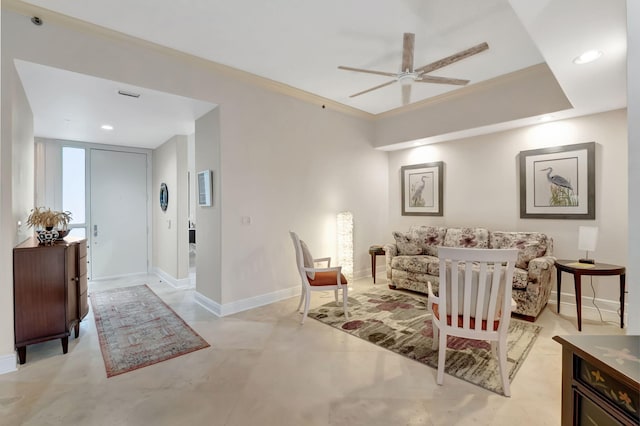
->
(36, 229, 59, 245)
(56, 229, 70, 240)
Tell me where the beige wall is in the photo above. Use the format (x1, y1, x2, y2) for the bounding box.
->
(194, 109, 222, 304)
(388, 109, 628, 318)
(627, 0, 639, 335)
(152, 135, 189, 281)
(0, 56, 34, 372)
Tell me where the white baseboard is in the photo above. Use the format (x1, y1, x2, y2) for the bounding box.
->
(152, 267, 193, 289)
(549, 290, 627, 325)
(90, 271, 148, 281)
(0, 353, 17, 375)
(195, 285, 299, 317)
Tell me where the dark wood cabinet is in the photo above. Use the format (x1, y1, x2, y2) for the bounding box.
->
(554, 335, 639, 426)
(13, 236, 88, 364)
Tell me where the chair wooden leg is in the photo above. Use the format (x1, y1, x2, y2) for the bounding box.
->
(334, 289, 339, 305)
(342, 287, 348, 319)
(437, 332, 447, 385)
(497, 337, 511, 397)
(297, 287, 305, 312)
(301, 291, 311, 324)
(431, 318, 439, 350)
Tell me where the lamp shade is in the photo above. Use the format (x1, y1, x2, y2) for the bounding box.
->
(578, 226, 598, 252)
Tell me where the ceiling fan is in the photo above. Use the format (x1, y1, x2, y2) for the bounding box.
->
(338, 33, 489, 105)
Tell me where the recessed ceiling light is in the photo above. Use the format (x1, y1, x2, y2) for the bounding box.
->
(573, 50, 603, 65)
(101, 124, 114, 130)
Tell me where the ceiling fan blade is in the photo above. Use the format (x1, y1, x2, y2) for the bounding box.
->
(349, 80, 396, 98)
(416, 75, 470, 85)
(402, 85, 411, 105)
(414, 42, 489, 74)
(338, 66, 397, 78)
(402, 33, 415, 73)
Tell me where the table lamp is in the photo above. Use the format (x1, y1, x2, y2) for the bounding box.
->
(578, 226, 598, 264)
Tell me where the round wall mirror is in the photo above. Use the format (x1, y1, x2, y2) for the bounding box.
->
(160, 183, 169, 211)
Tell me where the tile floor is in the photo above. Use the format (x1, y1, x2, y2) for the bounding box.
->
(0, 274, 626, 425)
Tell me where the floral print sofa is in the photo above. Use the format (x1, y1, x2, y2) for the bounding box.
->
(384, 226, 555, 321)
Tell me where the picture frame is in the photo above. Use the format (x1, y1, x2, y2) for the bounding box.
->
(401, 161, 443, 216)
(519, 142, 595, 219)
(197, 170, 213, 207)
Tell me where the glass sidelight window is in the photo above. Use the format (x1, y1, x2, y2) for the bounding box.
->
(62, 146, 86, 237)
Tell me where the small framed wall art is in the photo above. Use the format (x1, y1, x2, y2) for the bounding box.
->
(160, 183, 169, 211)
(519, 142, 595, 219)
(197, 170, 213, 207)
(401, 161, 443, 216)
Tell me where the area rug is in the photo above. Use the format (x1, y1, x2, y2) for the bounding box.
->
(308, 289, 541, 395)
(90, 284, 210, 377)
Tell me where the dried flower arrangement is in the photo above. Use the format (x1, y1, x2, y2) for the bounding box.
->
(26, 207, 73, 230)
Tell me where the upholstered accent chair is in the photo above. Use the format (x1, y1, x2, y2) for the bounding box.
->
(428, 246, 519, 397)
(289, 231, 348, 324)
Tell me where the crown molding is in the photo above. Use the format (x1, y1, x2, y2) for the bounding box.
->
(3, 0, 373, 120)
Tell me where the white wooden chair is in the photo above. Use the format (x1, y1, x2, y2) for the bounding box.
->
(289, 231, 348, 324)
(427, 246, 518, 396)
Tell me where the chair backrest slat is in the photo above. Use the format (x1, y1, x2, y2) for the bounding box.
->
(474, 261, 488, 331)
(438, 247, 518, 332)
(289, 231, 303, 270)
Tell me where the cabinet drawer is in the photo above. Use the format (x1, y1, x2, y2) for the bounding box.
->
(78, 242, 87, 259)
(576, 390, 624, 426)
(577, 357, 639, 423)
(78, 257, 87, 279)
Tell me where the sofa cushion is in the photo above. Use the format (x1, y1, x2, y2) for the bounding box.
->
(391, 255, 439, 274)
(409, 225, 447, 256)
(392, 231, 423, 255)
(490, 231, 549, 269)
(443, 227, 490, 248)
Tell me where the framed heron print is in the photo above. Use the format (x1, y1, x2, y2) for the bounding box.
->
(519, 142, 595, 219)
(401, 161, 443, 216)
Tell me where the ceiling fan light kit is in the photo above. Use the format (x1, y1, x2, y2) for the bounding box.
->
(339, 33, 489, 105)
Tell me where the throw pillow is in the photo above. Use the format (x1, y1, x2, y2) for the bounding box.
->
(300, 239, 315, 279)
(490, 232, 548, 269)
(392, 231, 423, 255)
(411, 225, 447, 256)
(443, 227, 489, 248)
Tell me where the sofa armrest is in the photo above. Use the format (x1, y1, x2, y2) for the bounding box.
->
(527, 255, 556, 286)
(384, 243, 397, 280)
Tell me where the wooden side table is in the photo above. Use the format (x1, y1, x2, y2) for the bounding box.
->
(555, 259, 626, 331)
(368, 245, 385, 284)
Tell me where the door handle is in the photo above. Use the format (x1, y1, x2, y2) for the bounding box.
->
(93, 224, 98, 237)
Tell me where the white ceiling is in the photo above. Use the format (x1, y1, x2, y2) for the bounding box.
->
(12, 0, 627, 149)
(15, 60, 216, 148)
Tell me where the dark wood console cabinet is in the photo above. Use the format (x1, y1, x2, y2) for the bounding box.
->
(13, 236, 88, 364)
(554, 335, 639, 426)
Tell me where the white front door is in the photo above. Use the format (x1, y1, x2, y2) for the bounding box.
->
(90, 149, 148, 279)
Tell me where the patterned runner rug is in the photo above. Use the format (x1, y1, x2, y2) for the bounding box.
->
(308, 289, 541, 395)
(91, 284, 210, 377)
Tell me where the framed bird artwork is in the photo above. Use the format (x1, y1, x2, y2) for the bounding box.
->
(519, 142, 595, 219)
(401, 162, 444, 216)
